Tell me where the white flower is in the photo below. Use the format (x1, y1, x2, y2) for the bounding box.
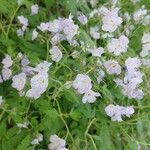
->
(82, 90, 100, 103)
(90, 27, 100, 39)
(17, 52, 23, 59)
(48, 134, 68, 150)
(101, 7, 123, 33)
(88, 47, 104, 57)
(103, 60, 121, 75)
(142, 59, 150, 67)
(61, 16, 78, 41)
(131, 89, 144, 100)
(72, 74, 92, 94)
(17, 28, 24, 37)
(26, 88, 42, 99)
(17, 0, 23, 5)
(51, 34, 65, 45)
(12, 73, 26, 91)
(32, 29, 38, 40)
(90, 0, 98, 8)
(125, 57, 141, 72)
(31, 134, 43, 145)
(0, 96, 4, 106)
(77, 14, 88, 25)
(105, 104, 135, 122)
(49, 46, 62, 62)
(126, 12, 132, 21)
(35, 61, 52, 73)
(30, 73, 48, 91)
(2, 55, 13, 68)
(48, 19, 62, 33)
(17, 122, 28, 128)
(31, 4, 39, 15)
(17, 15, 28, 27)
(107, 35, 129, 56)
(26, 73, 49, 99)
(96, 70, 105, 83)
(37, 22, 49, 32)
(2, 68, 12, 81)
(141, 33, 150, 44)
(133, 6, 147, 21)
(143, 15, 150, 26)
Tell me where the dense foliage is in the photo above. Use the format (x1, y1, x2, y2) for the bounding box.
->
(0, 0, 150, 150)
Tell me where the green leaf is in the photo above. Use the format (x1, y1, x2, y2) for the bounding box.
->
(69, 110, 82, 121)
(16, 135, 31, 150)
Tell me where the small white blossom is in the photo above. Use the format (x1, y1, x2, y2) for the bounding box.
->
(30, 73, 48, 91)
(17, 15, 28, 27)
(31, 4, 39, 15)
(26, 73, 48, 99)
(90, 27, 100, 39)
(133, 6, 147, 22)
(143, 15, 150, 26)
(96, 70, 105, 83)
(101, 7, 123, 32)
(77, 14, 88, 25)
(32, 29, 38, 40)
(48, 19, 62, 33)
(2, 68, 12, 81)
(12, 73, 26, 91)
(88, 47, 104, 57)
(37, 22, 49, 32)
(17, 52, 23, 59)
(61, 16, 78, 41)
(103, 60, 121, 75)
(17, 122, 28, 128)
(72, 74, 92, 94)
(17, 28, 24, 37)
(35, 61, 52, 73)
(125, 57, 141, 72)
(142, 32, 150, 44)
(107, 35, 129, 56)
(82, 90, 100, 103)
(48, 134, 68, 150)
(142, 59, 150, 67)
(31, 134, 43, 145)
(105, 104, 135, 122)
(17, 0, 23, 5)
(49, 46, 62, 62)
(2, 55, 13, 68)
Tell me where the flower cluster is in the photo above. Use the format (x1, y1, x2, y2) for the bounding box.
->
(115, 57, 144, 100)
(0, 55, 13, 81)
(38, 15, 78, 44)
(105, 104, 135, 122)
